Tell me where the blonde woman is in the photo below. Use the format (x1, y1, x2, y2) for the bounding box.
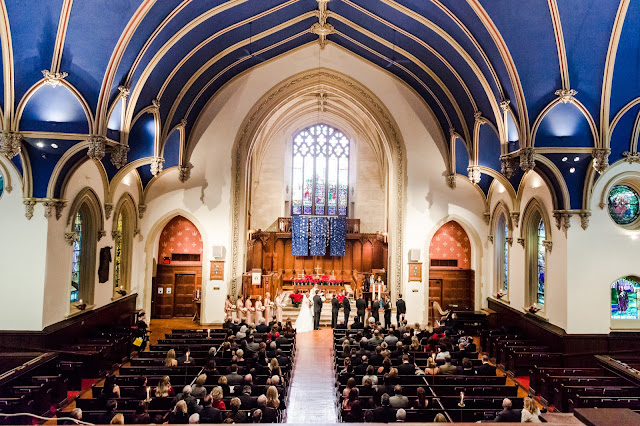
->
(264, 292, 273, 322)
(164, 349, 178, 367)
(410, 336, 421, 352)
(269, 358, 282, 378)
(168, 400, 189, 424)
(155, 375, 175, 397)
(275, 291, 284, 324)
(266, 385, 280, 409)
(521, 397, 542, 423)
(245, 296, 254, 325)
(424, 357, 439, 375)
(255, 295, 264, 323)
(211, 386, 226, 410)
(110, 414, 125, 425)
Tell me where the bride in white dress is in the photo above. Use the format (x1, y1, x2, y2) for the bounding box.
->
(294, 291, 314, 333)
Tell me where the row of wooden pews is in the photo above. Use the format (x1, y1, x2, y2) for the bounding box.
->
(333, 328, 519, 423)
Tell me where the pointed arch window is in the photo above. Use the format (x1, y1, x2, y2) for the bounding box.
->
(494, 213, 509, 296)
(537, 219, 546, 306)
(523, 198, 550, 311)
(114, 214, 124, 290)
(70, 212, 82, 303)
(291, 124, 350, 216)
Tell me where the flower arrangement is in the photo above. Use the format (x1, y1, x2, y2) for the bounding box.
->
(496, 290, 506, 299)
(528, 304, 541, 314)
(336, 294, 345, 303)
(289, 293, 303, 308)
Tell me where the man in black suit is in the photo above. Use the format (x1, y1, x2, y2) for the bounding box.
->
(331, 293, 340, 328)
(238, 386, 257, 410)
(343, 292, 351, 326)
(355, 295, 366, 324)
(476, 355, 497, 376)
(371, 298, 380, 324)
(313, 292, 323, 330)
(383, 296, 392, 329)
(396, 294, 406, 326)
(373, 393, 397, 423)
(199, 395, 222, 424)
(494, 398, 521, 422)
(396, 354, 416, 376)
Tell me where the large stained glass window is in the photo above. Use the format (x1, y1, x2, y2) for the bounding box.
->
(611, 277, 640, 319)
(292, 124, 350, 216)
(537, 219, 546, 306)
(70, 212, 82, 303)
(608, 185, 640, 226)
(114, 213, 123, 290)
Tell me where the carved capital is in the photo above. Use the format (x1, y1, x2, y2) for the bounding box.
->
(42, 69, 68, 87)
(579, 211, 591, 230)
(151, 99, 160, 110)
(43, 201, 55, 219)
(104, 203, 114, 220)
(562, 213, 572, 232)
(64, 232, 78, 245)
(23, 199, 36, 220)
(134, 229, 141, 237)
(553, 212, 563, 230)
(54, 200, 66, 220)
(449, 127, 456, 138)
(467, 165, 482, 184)
(500, 100, 511, 112)
(519, 148, 536, 172)
(87, 135, 106, 161)
(446, 174, 456, 189)
(138, 204, 147, 219)
(592, 148, 610, 173)
(554, 88, 577, 104)
(0, 131, 23, 159)
(179, 165, 190, 182)
(500, 155, 516, 178)
(110, 144, 129, 169)
(98, 230, 106, 241)
(150, 157, 165, 176)
(118, 85, 130, 99)
(622, 151, 640, 163)
(511, 212, 520, 227)
(542, 240, 553, 252)
(505, 237, 513, 246)
(474, 111, 483, 121)
(483, 212, 491, 225)
(517, 238, 525, 247)
(487, 235, 494, 244)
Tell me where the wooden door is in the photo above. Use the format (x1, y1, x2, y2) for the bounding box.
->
(174, 274, 196, 317)
(153, 272, 174, 319)
(429, 269, 475, 320)
(428, 278, 443, 322)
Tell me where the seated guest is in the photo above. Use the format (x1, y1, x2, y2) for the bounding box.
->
(521, 397, 541, 423)
(252, 409, 262, 423)
(412, 387, 428, 409)
(199, 395, 222, 424)
(192, 374, 208, 398)
(247, 335, 260, 353)
(236, 325, 248, 340)
(342, 377, 358, 398)
(133, 401, 149, 424)
(435, 345, 450, 361)
(452, 342, 469, 361)
(165, 349, 179, 367)
(377, 357, 393, 375)
(220, 341, 233, 358)
(461, 357, 475, 375)
(266, 341, 278, 358)
(476, 355, 497, 376)
(433, 413, 447, 422)
(135, 376, 148, 401)
(189, 413, 200, 424)
(396, 354, 416, 376)
(227, 398, 245, 423)
(360, 378, 376, 398)
(343, 400, 364, 422)
(465, 336, 477, 353)
(63, 408, 82, 425)
(99, 400, 118, 425)
(256, 318, 270, 333)
(362, 365, 379, 385)
(396, 408, 406, 422)
(169, 400, 190, 424)
(204, 359, 220, 377)
(389, 385, 409, 409)
(173, 385, 199, 415)
(226, 364, 244, 386)
(370, 330, 384, 347)
(156, 375, 175, 397)
(494, 398, 521, 422)
(373, 394, 396, 423)
(342, 388, 359, 410)
(256, 394, 277, 423)
(275, 349, 289, 368)
(370, 346, 383, 366)
(268, 358, 283, 378)
(266, 385, 281, 409)
(409, 336, 421, 352)
(211, 386, 226, 410)
(101, 374, 121, 399)
(110, 413, 125, 425)
(438, 356, 457, 375)
(217, 375, 231, 397)
(239, 385, 258, 409)
(424, 357, 439, 375)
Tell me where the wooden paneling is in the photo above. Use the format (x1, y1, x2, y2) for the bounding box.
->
(362, 240, 373, 272)
(353, 240, 362, 272)
(174, 274, 196, 317)
(429, 269, 475, 315)
(153, 265, 202, 319)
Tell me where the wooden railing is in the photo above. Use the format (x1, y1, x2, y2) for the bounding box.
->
(276, 217, 361, 233)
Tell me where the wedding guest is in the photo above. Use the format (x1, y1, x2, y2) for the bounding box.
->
(342, 377, 358, 398)
(210, 386, 226, 410)
(168, 400, 189, 424)
(521, 397, 541, 423)
(217, 376, 231, 397)
(266, 386, 280, 409)
(433, 413, 447, 422)
(165, 349, 178, 367)
(110, 413, 125, 425)
(363, 365, 378, 385)
(424, 357, 439, 375)
(155, 376, 175, 397)
(191, 374, 208, 398)
(342, 388, 359, 410)
(412, 387, 429, 409)
(101, 374, 121, 399)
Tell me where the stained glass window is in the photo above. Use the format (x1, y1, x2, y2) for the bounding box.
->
(0, 173, 4, 198)
(608, 185, 640, 226)
(292, 124, 350, 216)
(114, 213, 123, 291)
(611, 277, 640, 319)
(503, 221, 509, 292)
(70, 212, 82, 303)
(537, 219, 546, 306)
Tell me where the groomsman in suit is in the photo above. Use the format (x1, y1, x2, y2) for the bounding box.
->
(342, 292, 352, 326)
(383, 296, 392, 329)
(313, 292, 324, 330)
(396, 294, 406, 326)
(371, 298, 380, 324)
(331, 293, 340, 328)
(356, 295, 366, 324)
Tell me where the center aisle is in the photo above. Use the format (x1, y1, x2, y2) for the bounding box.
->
(286, 328, 338, 424)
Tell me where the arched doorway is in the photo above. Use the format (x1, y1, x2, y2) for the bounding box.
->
(152, 216, 203, 318)
(428, 221, 474, 320)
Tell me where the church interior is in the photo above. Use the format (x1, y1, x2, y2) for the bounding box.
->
(1, 0, 640, 424)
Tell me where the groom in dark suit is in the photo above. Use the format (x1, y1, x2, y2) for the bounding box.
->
(313, 292, 323, 330)
(331, 293, 340, 328)
(342, 292, 351, 326)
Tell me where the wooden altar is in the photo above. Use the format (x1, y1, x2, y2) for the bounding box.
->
(245, 217, 388, 297)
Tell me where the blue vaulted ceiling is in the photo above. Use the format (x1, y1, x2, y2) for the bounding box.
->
(0, 0, 638, 212)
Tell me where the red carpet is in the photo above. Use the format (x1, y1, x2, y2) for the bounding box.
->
(81, 378, 96, 390)
(515, 376, 530, 390)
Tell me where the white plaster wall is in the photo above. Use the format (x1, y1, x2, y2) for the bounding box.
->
(354, 141, 385, 233)
(566, 161, 640, 334)
(251, 135, 285, 231)
(0, 158, 47, 330)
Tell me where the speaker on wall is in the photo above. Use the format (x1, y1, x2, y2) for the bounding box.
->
(409, 248, 421, 262)
(211, 245, 225, 259)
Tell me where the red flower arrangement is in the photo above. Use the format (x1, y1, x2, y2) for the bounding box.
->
(289, 293, 303, 307)
(336, 294, 345, 303)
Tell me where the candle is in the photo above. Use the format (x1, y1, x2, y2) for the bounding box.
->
(146, 387, 150, 401)
(207, 329, 211, 338)
(458, 391, 465, 407)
